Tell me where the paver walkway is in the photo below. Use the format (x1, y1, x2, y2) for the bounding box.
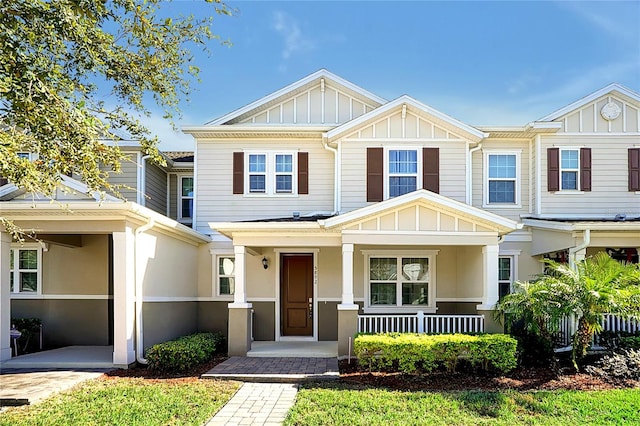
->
(202, 356, 339, 382)
(205, 382, 298, 426)
(0, 369, 106, 407)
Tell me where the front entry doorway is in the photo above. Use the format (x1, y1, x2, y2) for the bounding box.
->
(280, 253, 314, 336)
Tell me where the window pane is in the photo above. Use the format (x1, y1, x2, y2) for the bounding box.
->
(20, 272, 37, 292)
(402, 283, 428, 305)
(249, 154, 266, 172)
(249, 175, 265, 192)
(489, 155, 516, 178)
(498, 258, 511, 281)
(181, 177, 194, 197)
(389, 177, 416, 197)
(10, 250, 13, 269)
(181, 199, 193, 218)
(275, 155, 293, 173)
(401, 258, 429, 281)
(499, 282, 511, 300)
(389, 150, 417, 174)
(561, 150, 579, 169)
(19, 250, 37, 269)
(219, 277, 235, 295)
(561, 171, 577, 190)
(370, 258, 396, 280)
(275, 175, 292, 192)
(219, 257, 235, 275)
(370, 282, 396, 305)
(489, 181, 515, 203)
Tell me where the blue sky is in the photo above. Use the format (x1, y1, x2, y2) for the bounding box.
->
(151, 1, 640, 151)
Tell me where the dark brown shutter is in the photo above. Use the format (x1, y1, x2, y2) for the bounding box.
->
(580, 148, 591, 192)
(366, 147, 383, 202)
(422, 147, 439, 194)
(232, 152, 244, 194)
(298, 152, 308, 194)
(547, 148, 559, 192)
(630, 148, 640, 191)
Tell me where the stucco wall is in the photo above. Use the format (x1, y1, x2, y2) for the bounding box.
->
(142, 302, 198, 350)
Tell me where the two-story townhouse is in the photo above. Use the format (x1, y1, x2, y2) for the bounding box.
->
(184, 69, 639, 357)
(0, 141, 209, 368)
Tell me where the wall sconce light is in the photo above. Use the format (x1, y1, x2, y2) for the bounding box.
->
(262, 256, 269, 269)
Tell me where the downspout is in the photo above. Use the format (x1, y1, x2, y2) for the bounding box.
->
(138, 155, 152, 207)
(135, 218, 155, 364)
(322, 135, 339, 214)
(467, 142, 483, 204)
(569, 229, 590, 270)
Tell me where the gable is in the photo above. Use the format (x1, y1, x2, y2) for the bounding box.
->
(327, 96, 487, 143)
(5, 175, 120, 202)
(206, 69, 386, 126)
(540, 84, 640, 134)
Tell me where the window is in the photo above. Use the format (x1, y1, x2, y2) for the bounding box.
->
(179, 176, 194, 220)
(244, 152, 298, 195)
(388, 150, 418, 197)
(10, 246, 42, 294)
(486, 153, 518, 205)
(498, 257, 513, 300)
(217, 256, 235, 296)
(365, 251, 437, 310)
(560, 149, 579, 190)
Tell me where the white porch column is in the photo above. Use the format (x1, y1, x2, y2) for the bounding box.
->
(476, 244, 499, 311)
(112, 227, 136, 367)
(0, 232, 12, 361)
(228, 245, 252, 356)
(338, 243, 359, 357)
(339, 243, 357, 308)
(231, 245, 247, 305)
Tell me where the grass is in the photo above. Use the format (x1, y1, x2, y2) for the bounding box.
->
(285, 383, 640, 425)
(0, 377, 240, 426)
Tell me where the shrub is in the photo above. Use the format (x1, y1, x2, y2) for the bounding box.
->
(354, 333, 517, 375)
(585, 349, 640, 382)
(505, 317, 555, 367)
(620, 336, 640, 350)
(11, 317, 42, 354)
(598, 330, 640, 351)
(146, 332, 224, 373)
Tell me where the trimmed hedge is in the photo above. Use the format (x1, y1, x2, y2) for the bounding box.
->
(620, 336, 640, 351)
(146, 332, 224, 372)
(354, 333, 517, 374)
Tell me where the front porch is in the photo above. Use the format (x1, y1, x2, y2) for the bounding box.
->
(0, 346, 114, 370)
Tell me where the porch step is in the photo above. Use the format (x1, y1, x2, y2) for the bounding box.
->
(202, 356, 339, 383)
(247, 341, 338, 358)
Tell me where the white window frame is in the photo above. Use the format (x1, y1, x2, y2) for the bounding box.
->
(177, 175, 194, 223)
(483, 150, 521, 208)
(559, 148, 580, 191)
(498, 250, 520, 300)
(244, 151, 298, 197)
(211, 253, 235, 300)
(384, 147, 423, 200)
(362, 250, 438, 313)
(10, 244, 43, 296)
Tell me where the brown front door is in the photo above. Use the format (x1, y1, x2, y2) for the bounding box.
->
(281, 254, 313, 336)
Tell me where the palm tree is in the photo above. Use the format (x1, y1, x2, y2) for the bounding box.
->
(543, 252, 640, 368)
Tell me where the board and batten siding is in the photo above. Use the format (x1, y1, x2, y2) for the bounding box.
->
(144, 162, 167, 215)
(195, 138, 334, 230)
(471, 139, 531, 221)
(556, 96, 639, 134)
(339, 111, 469, 212)
(540, 135, 640, 216)
(238, 83, 376, 126)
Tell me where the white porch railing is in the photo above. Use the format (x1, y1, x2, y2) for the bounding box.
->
(358, 312, 485, 334)
(553, 314, 640, 349)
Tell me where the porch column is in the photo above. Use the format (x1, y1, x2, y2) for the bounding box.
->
(338, 243, 359, 357)
(0, 232, 11, 361)
(228, 245, 252, 356)
(112, 227, 136, 367)
(476, 244, 502, 332)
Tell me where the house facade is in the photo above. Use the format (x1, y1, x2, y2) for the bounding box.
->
(1, 69, 639, 365)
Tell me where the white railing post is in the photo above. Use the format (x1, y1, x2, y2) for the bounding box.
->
(417, 311, 424, 333)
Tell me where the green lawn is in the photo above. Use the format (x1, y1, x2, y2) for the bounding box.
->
(0, 377, 240, 426)
(285, 383, 640, 425)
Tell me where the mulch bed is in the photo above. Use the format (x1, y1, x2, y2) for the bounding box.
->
(103, 354, 639, 391)
(338, 359, 640, 391)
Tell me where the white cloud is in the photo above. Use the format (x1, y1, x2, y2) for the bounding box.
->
(271, 11, 314, 60)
